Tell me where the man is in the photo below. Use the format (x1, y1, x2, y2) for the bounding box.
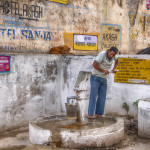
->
(88, 47, 118, 119)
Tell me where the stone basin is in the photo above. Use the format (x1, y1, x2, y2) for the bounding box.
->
(29, 114, 124, 148)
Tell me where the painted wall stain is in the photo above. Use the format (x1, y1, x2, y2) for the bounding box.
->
(140, 109, 150, 119)
(116, 0, 123, 7)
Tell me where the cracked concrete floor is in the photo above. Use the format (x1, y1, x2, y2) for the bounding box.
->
(0, 118, 150, 150)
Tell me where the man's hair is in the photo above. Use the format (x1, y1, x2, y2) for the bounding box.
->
(109, 47, 118, 54)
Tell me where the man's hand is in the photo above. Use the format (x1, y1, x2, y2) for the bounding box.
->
(112, 69, 119, 73)
(112, 59, 119, 73)
(104, 70, 109, 75)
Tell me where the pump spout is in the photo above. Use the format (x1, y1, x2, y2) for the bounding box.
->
(74, 71, 91, 125)
(65, 71, 91, 125)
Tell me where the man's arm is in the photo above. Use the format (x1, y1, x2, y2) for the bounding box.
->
(112, 59, 119, 73)
(93, 61, 109, 75)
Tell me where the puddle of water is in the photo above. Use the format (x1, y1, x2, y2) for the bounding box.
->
(62, 118, 116, 130)
(37, 117, 116, 131)
(36, 119, 76, 130)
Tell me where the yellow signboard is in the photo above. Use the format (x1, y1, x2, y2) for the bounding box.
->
(73, 34, 98, 51)
(64, 32, 100, 53)
(48, 0, 68, 4)
(114, 58, 150, 84)
(101, 24, 121, 50)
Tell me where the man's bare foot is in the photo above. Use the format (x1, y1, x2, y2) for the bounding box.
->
(88, 115, 96, 119)
(95, 114, 102, 118)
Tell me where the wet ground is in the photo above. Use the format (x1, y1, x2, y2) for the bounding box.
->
(0, 117, 150, 150)
(37, 117, 116, 130)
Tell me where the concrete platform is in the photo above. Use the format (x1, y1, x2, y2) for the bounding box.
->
(29, 115, 124, 148)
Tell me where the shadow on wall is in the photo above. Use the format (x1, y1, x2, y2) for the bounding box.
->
(136, 47, 150, 54)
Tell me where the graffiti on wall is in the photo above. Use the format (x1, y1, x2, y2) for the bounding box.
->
(0, 27, 63, 41)
(101, 24, 121, 50)
(0, 1, 43, 21)
(48, 0, 68, 4)
(0, 27, 64, 51)
(73, 34, 98, 51)
(0, 0, 64, 52)
(115, 58, 150, 84)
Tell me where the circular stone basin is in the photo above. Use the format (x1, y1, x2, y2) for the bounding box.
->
(29, 114, 124, 148)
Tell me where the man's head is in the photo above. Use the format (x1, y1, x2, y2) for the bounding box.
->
(107, 47, 118, 59)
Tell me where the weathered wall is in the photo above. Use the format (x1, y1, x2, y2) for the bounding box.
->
(0, 54, 62, 133)
(61, 55, 150, 119)
(0, 0, 149, 54)
(0, 54, 150, 132)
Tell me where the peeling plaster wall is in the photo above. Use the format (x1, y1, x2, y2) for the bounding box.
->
(61, 55, 94, 113)
(61, 55, 150, 119)
(0, 54, 62, 133)
(0, 54, 150, 132)
(0, 0, 149, 54)
(127, 0, 150, 54)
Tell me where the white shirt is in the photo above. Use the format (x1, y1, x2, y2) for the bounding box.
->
(92, 50, 118, 78)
